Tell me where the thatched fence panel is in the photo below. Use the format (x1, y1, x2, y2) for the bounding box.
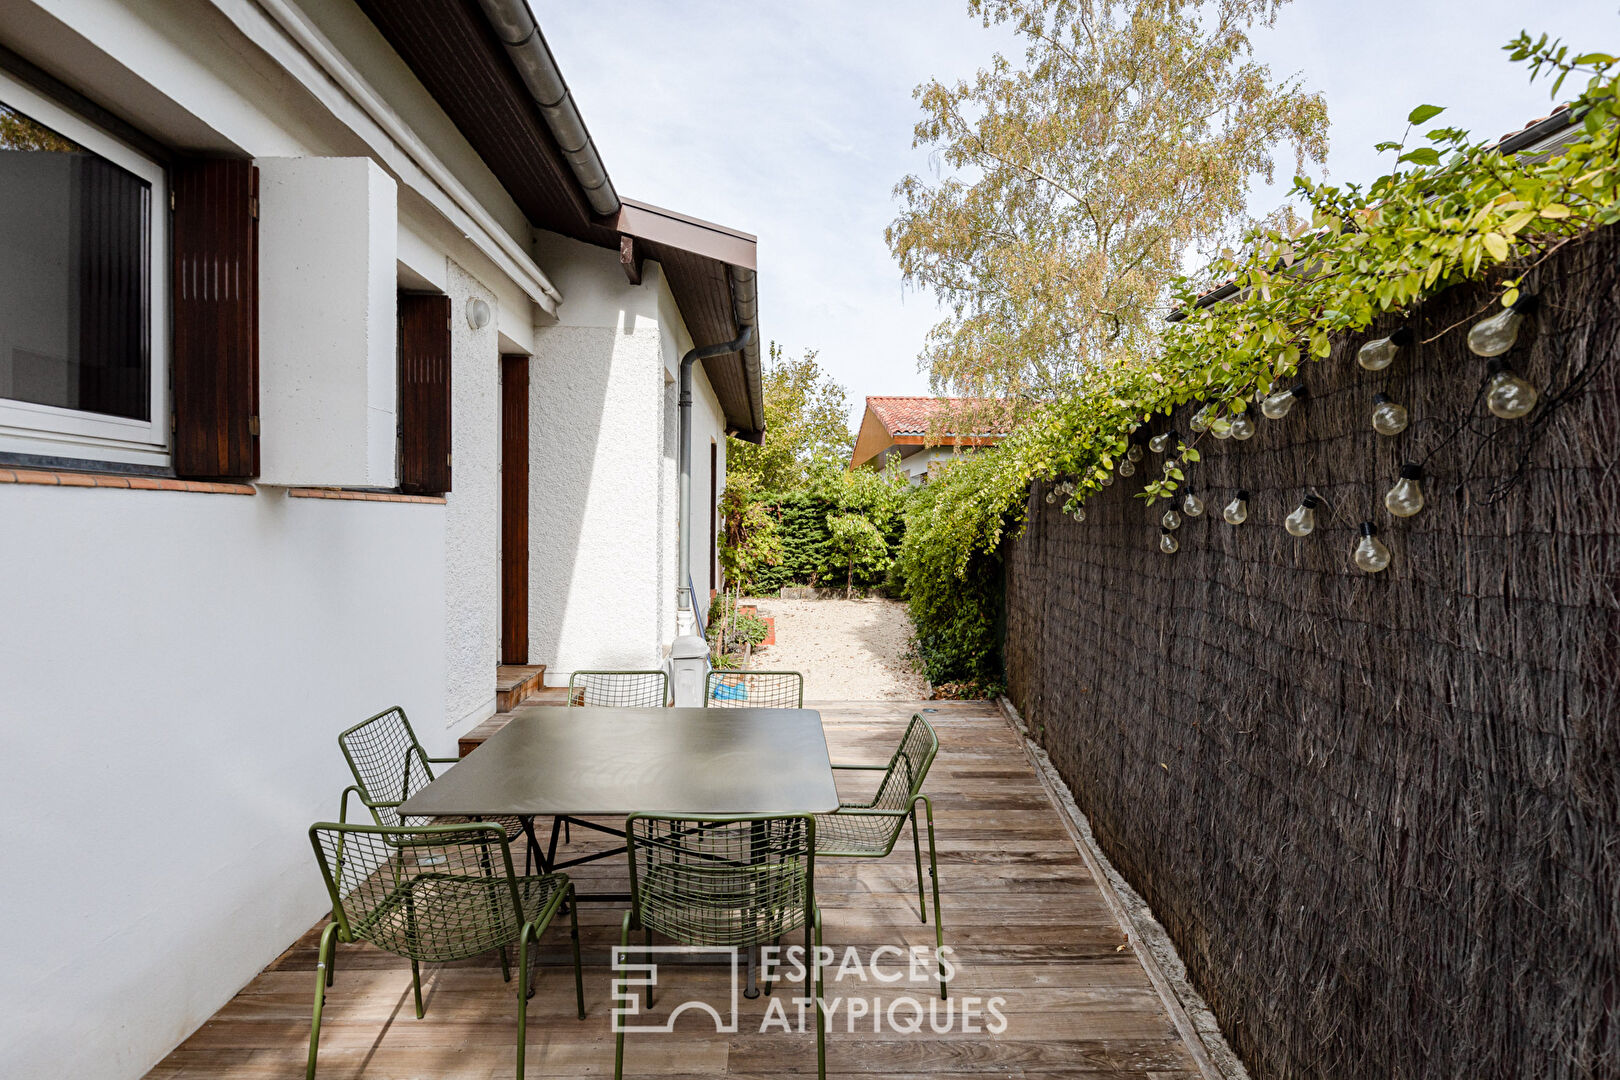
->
(1005, 227, 1620, 1078)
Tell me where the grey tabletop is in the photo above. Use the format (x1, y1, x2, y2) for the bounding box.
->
(397, 706, 840, 818)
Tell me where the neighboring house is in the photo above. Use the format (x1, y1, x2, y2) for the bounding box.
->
(0, 3, 760, 1078)
(849, 395, 1012, 485)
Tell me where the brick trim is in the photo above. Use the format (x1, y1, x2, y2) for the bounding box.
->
(287, 488, 446, 505)
(0, 468, 254, 495)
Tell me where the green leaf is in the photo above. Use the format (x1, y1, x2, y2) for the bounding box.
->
(1407, 104, 1446, 125)
(1482, 232, 1510, 260)
(1399, 148, 1442, 167)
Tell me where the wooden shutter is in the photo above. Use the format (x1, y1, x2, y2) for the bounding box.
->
(172, 158, 258, 478)
(398, 293, 452, 494)
(500, 355, 529, 664)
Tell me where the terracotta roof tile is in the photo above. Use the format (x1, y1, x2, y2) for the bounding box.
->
(865, 396, 1015, 437)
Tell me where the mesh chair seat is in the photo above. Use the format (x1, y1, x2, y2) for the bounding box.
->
(354, 869, 566, 963)
(811, 808, 904, 855)
(567, 670, 670, 708)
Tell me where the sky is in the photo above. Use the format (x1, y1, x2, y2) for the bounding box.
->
(541, 1, 1617, 431)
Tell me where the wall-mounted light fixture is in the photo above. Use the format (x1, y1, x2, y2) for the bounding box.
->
(466, 297, 492, 331)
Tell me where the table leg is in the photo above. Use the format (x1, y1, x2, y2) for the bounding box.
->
(520, 817, 551, 875)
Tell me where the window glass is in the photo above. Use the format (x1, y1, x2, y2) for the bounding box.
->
(0, 100, 151, 421)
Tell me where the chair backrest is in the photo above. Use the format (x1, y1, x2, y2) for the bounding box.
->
(309, 821, 524, 963)
(872, 714, 940, 811)
(625, 814, 814, 948)
(704, 669, 805, 709)
(338, 706, 434, 828)
(567, 669, 670, 708)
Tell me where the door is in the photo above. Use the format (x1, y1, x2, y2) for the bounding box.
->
(500, 354, 529, 664)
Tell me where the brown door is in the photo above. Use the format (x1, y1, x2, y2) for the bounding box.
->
(500, 354, 529, 664)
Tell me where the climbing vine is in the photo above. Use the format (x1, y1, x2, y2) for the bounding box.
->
(901, 35, 1620, 673)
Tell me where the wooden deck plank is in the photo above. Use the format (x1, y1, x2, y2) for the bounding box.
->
(144, 700, 1206, 1078)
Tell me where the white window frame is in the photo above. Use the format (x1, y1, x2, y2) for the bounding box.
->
(0, 69, 169, 467)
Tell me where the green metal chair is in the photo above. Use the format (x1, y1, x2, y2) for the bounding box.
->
(703, 669, 805, 709)
(307, 821, 583, 1080)
(617, 813, 825, 1080)
(567, 669, 670, 707)
(815, 713, 947, 997)
(336, 705, 521, 838)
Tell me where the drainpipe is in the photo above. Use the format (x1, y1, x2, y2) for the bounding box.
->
(677, 324, 756, 633)
(473, 0, 621, 217)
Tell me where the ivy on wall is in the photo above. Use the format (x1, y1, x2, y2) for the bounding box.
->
(901, 37, 1620, 680)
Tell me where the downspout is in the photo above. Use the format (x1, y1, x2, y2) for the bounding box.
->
(678, 324, 756, 630)
(473, 0, 621, 217)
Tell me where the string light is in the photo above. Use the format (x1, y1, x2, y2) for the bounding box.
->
(1384, 464, 1424, 517)
(1353, 522, 1391, 573)
(1099, 470, 1115, 487)
(1159, 527, 1179, 554)
(1222, 490, 1249, 524)
(1149, 430, 1179, 454)
(1467, 294, 1538, 357)
(1357, 326, 1413, 371)
(1229, 414, 1256, 440)
(1181, 489, 1205, 517)
(1485, 359, 1538, 418)
(1162, 508, 1182, 530)
(1127, 444, 1144, 462)
(1371, 392, 1409, 436)
(1284, 495, 1320, 536)
(1119, 457, 1137, 477)
(1046, 490, 1057, 503)
(1210, 416, 1233, 439)
(1072, 505, 1086, 522)
(1261, 384, 1308, 419)
(1189, 404, 1213, 433)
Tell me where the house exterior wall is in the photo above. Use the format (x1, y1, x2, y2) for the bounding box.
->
(0, 487, 447, 1080)
(0, 3, 554, 1077)
(527, 235, 726, 678)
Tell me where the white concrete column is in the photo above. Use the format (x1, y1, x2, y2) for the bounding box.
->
(256, 157, 398, 487)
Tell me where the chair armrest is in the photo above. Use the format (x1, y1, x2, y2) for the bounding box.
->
(831, 763, 890, 771)
(426, 755, 461, 765)
(830, 807, 912, 817)
(338, 785, 364, 824)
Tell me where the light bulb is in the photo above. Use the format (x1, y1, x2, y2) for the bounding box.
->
(1371, 392, 1408, 436)
(1261, 385, 1307, 420)
(1046, 490, 1056, 503)
(1162, 508, 1181, 530)
(1210, 417, 1233, 440)
(1189, 405, 1213, 433)
(1099, 470, 1114, 487)
(1384, 463, 1424, 517)
(1485, 359, 1538, 419)
(1181, 491, 1205, 517)
(1119, 458, 1136, 477)
(1467, 295, 1536, 357)
(1230, 414, 1255, 440)
(1353, 522, 1391, 573)
(1357, 326, 1412, 371)
(1127, 444, 1144, 462)
(1159, 528, 1179, 554)
(1072, 505, 1086, 522)
(1284, 495, 1320, 536)
(1149, 430, 1179, 454)
(1223, 490, 1249, 525)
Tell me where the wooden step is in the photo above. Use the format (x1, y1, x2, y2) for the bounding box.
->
(494, 664, 545, 713)
(461, 683, 568, 757)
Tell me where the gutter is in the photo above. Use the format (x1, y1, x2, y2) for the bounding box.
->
(473, 0, 621, 218)
(728, 267, 765, 439)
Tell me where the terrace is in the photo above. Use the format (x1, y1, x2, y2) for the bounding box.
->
(146, 701, 1210, 1079)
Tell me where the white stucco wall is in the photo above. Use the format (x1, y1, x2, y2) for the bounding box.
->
(0, 486, 448, 1080)
(527, 238, 727, 677)
(443, 259, 501, 727)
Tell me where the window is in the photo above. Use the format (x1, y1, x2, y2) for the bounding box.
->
(397, 291, 452, 494)
(0, 70, 167, 466)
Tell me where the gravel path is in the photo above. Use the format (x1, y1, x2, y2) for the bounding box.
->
(747, 598, 930, 700)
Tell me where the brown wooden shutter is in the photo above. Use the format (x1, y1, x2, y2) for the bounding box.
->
(398, 293, 452, 494)
(172, 158, 258, 478)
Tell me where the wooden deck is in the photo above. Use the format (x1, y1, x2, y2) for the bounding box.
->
(146, 700, 1207, 1078)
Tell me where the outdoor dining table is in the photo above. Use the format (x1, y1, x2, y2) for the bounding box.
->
(396, 704, 840, 903)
